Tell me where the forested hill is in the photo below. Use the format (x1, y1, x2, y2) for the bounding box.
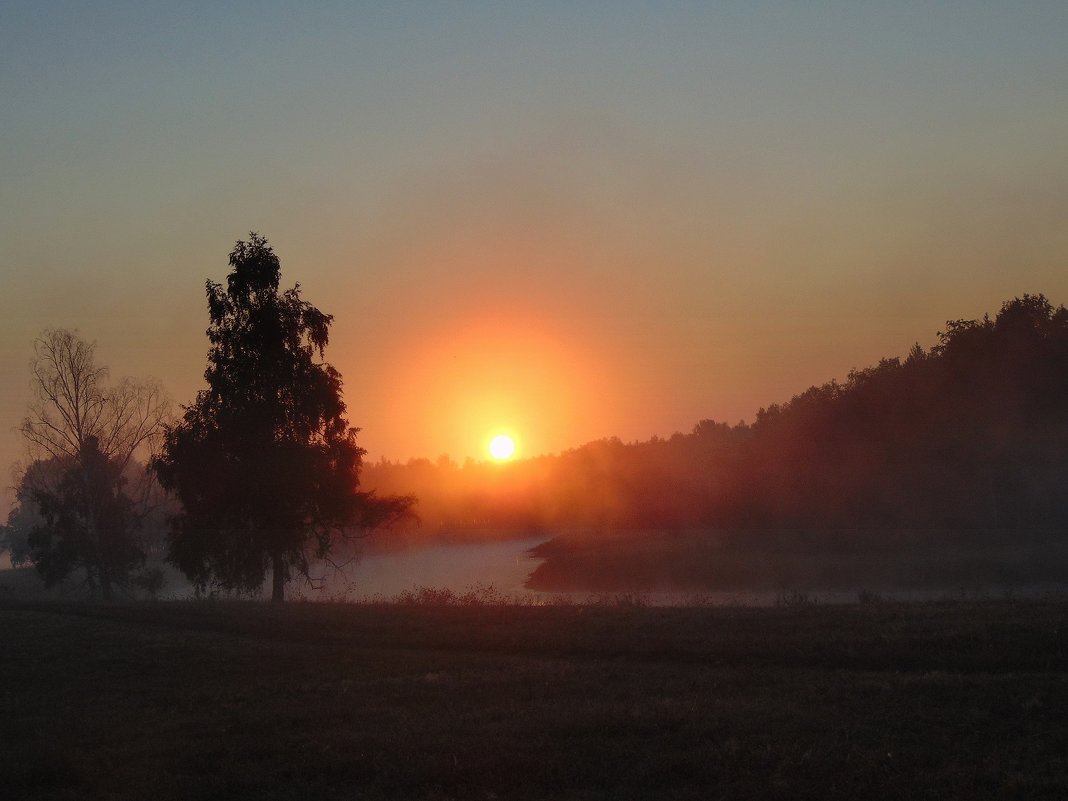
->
(364, 294, 1068, 538)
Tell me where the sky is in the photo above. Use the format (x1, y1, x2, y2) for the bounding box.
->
(2, 2, 1067, 513)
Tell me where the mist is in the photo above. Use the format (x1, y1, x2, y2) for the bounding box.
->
(356, 295, 1068, 600)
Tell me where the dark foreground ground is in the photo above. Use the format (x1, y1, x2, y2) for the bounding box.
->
(3, 598, 1068, 800)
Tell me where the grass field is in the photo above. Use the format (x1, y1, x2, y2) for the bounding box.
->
(3, 597, 1068, 800)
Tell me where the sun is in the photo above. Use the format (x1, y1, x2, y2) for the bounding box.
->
(488, 434, 516, 461)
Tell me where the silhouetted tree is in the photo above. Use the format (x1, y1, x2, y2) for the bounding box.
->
(25, 437, 142, 599)
(154, 233, 412, 601)
(2, 506, 33, 569)
(14, 329, 170, 598)
(21, 329, 169, 470)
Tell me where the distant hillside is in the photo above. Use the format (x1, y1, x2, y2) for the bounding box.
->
(365, 294, 1068, 540)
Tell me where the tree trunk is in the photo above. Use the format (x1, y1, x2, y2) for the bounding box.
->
(87, 499, 110, 601)
(271, 554, 286, 602)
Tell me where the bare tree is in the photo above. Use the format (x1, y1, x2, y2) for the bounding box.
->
(20, 329, 169, 471)
(14, 329, 171, 598)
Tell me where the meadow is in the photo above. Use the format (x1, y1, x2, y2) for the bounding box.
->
(3, 596, 1068, 800)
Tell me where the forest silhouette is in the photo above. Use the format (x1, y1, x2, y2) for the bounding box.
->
(6, 278, 1068, 598)
(369, 293, 1068, 534)
(364, 294, 1068, 590)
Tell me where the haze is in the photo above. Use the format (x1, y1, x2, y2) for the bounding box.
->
(3, 2, 1067, 515)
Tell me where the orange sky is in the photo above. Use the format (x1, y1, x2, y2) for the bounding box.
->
(2, 4, 1068, 514)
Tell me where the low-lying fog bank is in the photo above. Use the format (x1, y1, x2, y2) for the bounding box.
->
(5, 528, 1068, 605)
(0, 535, 551, 603)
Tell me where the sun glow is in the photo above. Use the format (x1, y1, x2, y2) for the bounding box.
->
(488, 434, 516, 461)
(376, 309, 614, 464)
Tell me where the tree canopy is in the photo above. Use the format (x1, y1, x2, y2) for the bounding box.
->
(11, 329, 170, 598)
(154, 233, 412, 601)
(25, 436, 142, 597)
(20, 329, 169, 470)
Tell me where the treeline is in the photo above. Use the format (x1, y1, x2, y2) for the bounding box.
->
(366, 294, 1068, 537)
(2, 235, 410, 602)
(7, 289, 1067, 596)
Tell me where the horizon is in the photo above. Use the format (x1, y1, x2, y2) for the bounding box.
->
(3, 3, 1068, 515)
